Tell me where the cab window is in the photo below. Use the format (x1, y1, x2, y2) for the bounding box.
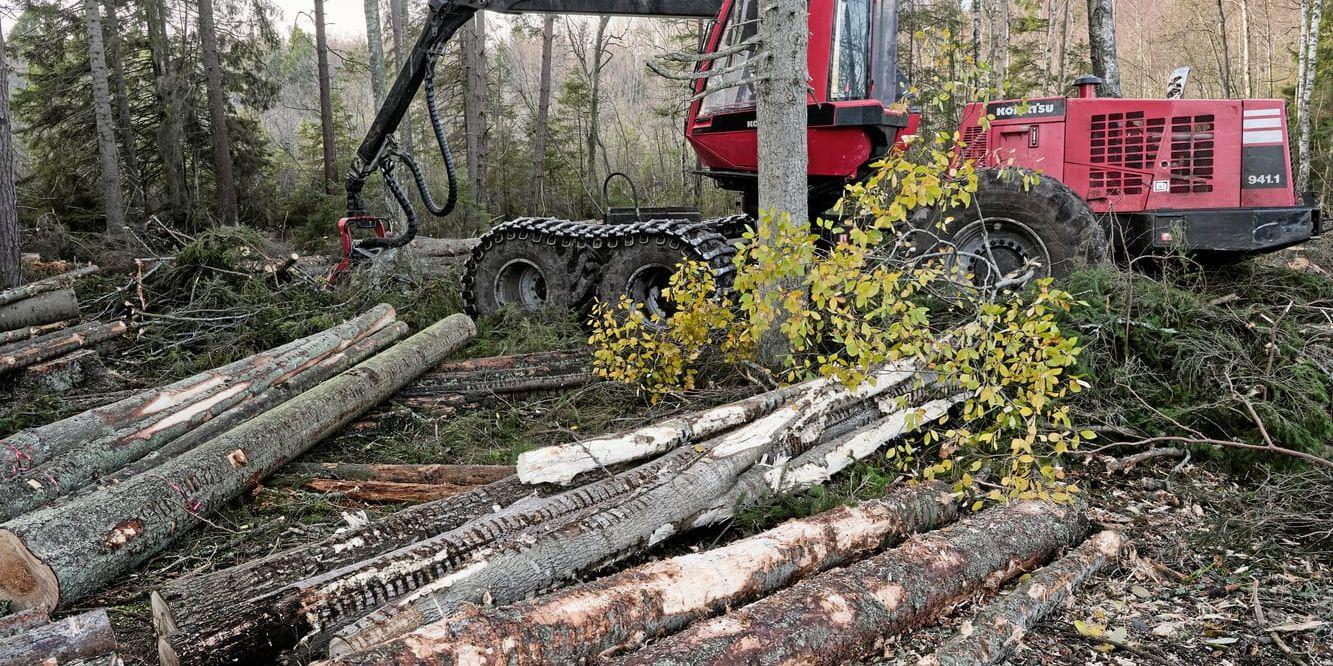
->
(830, 0, 872, 101)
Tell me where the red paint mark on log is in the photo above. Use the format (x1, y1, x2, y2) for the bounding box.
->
(102, 518, 144, 551)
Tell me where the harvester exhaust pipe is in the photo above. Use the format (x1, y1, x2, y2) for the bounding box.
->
(1073, 75, 1103, 99)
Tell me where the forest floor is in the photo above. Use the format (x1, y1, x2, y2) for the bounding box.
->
(4, 229, 1332, 665)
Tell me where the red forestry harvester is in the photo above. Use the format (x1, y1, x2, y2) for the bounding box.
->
(335, 0, 1323, 317)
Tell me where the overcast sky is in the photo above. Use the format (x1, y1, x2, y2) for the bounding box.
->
(278, 0, 369, 40)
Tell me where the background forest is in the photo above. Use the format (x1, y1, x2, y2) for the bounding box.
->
(0, 0, 1329, 261)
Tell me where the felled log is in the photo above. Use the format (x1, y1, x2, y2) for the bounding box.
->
(516, 380, 813, 485)
(0, 312, 475, 612)
(329, 365, 920, 653)
(18, 348, 101, 393)
(0, 265, 99, 307)
(0, 312, 402, 522)
(612, 501, 1087, 666)
(151, 475, 540, 666)
(410, 237, 480, 258)
(0, 288, 80, 332)
(285, 463, 513, 487)
(303, 479, 474, 504)
(0, 608, 116, 666)
(324, 482, 960, 663)
(919, 530, 1125, 666)
(0, 304, 395, 477)
(0, 320, 127, 375)
(0, 607, 48, 639)
(0, 321, 68, 345)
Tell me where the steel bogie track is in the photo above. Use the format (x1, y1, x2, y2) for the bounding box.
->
(462, 214, 753, 317)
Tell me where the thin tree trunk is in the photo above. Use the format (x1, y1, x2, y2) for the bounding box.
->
(315, 0, 339, 195)
(101, 0, 142, 216)
(198, 0, 238, 224)
(920, 530, 1124, 666)
(0, 22, 18, 291)
(461, 12, 489, 207)
(85, 0, 127, 242)
(389, 0, 415, 158)
(145, 0, 186, 212)
(0, 288, 79, 332)
(612, 501, 1086, 666)
(583, 17, 613, 190)
(327, 483, 960, 664)
(0, 265, 99, 306)
(1239, 0, 1253, 98)
(303, 479, 479, 503)
(285, 463, 513, 486)
(0, 608, 117, 665)
(364, 0, 388, 105)
(1057, 0, 1072, 89)
(0, 320, 127, 376)
(529, 16, 555, 215)
(1296, 0, 1324, 191)
(1, 322, 69, 346)
(0, 314, 476, 613)
(1086, 0, 1123, 97)
(1216, 0, 1234, 97)
(972, 0, 983, 68)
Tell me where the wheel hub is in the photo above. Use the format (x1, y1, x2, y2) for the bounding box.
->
(494, 259, 548, 309)
(625, 264, 676, 320)
(952, 218, 1051, 287)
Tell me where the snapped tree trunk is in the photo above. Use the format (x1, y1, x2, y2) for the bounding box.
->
(920, 530, 1124, 666)
(0, 320, 126, 376)
(529, 15, 556, 215)
(613, 501, 1087, 666)
(324, 482, 959, 664)
(1086, 0, 1123, 97)
(0, 22, 18, 291)
(198, 0, 238, 224)
(84, 0, 127, 243)
(0, 314, 396, 521)
(151, 475, 541, 666)
(0, 265, 99, 307)
(315, 0, 339, 195)
(285, 463, 512, 486)
(0, 304, 395, 477)
(461, 11, 490, 207)
(0, 288, 79, 332)
(329, 366, 917, 654)
(0, 608, 116, 665)
(0, 313, 476, 612)
(100, 0, 142, 216)
(145, 0, 186, 212)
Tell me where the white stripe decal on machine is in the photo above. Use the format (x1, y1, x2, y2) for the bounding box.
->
(1243, 130, 1285, 144)
(1243, 108, 1282, 117)
(1243, 118, 1283, 130)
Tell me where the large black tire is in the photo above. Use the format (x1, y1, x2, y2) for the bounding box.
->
(911, 168, 1107, 283)
(594, 236, 696, 320)
(465, 233, 599, 318)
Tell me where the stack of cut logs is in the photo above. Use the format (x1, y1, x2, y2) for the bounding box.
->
(128, 357, 1124, 666)
(0, 306, 478, 648)
(0, 265, 127, 382)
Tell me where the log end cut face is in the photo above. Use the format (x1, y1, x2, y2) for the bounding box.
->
(0, 528, 60, 612)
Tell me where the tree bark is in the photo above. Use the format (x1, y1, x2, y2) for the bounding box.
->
(328, 366, 917, 654)
(584, 17, 612, 187)
(1296, 0, 1325, 191)
(0, 304, 395, 478)
(0, 606, 48, 639)
(1086, 0, 1123, 97)
(0, 314, 476, 613)
(198, 0, 238, 224)
(529, 16, 556, 215)
(0, 320, 126, 376)
(919, 530, 1124, 666)
(151, 475, 541, 666)
(303, 479, 479, 504)
(101, 0, 142, 216)
(0, 322, 68, 346)
(0, 22, 18, 291)
(145, 0, 187, 212)
(0, 288, 79, 332)
(324, 482, 959, 664)
(364, 0, 388, 105)
(516, 381, 810, 485)
(389, 0, 415, 158)
(0, 315, 397, 521)
(286, 463, 513, 487)
(461, 11, 490, 207)
(613, 501, 1087, 666)
(1239, 0, 1253, 98)
(1216, 0, 1234, 97)
(315, 0, 339, 196)
(0, 608, 116, 666)
(0, 265, 99, 307)
(84, 0, 127, 243)
(59, 322, 408, 506)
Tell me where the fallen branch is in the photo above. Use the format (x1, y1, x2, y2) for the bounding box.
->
(284, 463, 513, 487)
(324, 482, 960, 663)
(0, 312, 476, 612)
(0, 288, 80, 332)
(0, 608, 116, 665)
(1106, 448, 1186, 473)
(919, 530, 1124, 666)
(612, 500, 1086, 665)
(1100, 436, 1333, 471)
(0, 321, 69, 345)
(303, 479, 475, 504)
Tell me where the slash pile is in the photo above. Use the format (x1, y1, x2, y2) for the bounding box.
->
(0, 265, 127, 379)
(0, 305, 478, 618)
